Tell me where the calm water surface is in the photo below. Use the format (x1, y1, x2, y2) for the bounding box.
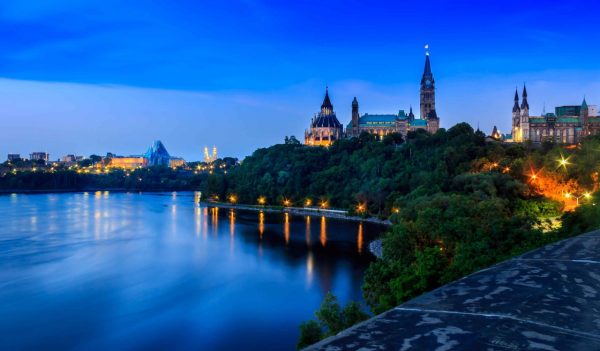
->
(0, 192, 385, 350)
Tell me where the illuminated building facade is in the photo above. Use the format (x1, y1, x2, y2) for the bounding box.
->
(344, 47, 440, 140)
(169, 157, 186, 168)
(511, 85, 600, 144)
(304, 88, 344, 146)
(108, 156, 148, 169)
(108, 140, 186, 169)
(30, 152, 49, 163)
(204, 146, 217, 163)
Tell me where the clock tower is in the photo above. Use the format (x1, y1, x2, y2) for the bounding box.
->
(420, 45, 436, 121)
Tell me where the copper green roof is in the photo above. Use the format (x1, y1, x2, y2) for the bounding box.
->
(410, 119, 428, 127)
(529, 118, 546, 124)
(557, 117, 580, 123)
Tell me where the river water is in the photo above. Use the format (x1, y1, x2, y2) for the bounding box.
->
(0, 192, 386, 350)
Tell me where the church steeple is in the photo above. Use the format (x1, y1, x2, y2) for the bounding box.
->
(321, 86, 333, 116)
(521, 84, 529, 111)
(513, 88, 520, 113)
(420, 45, 436, 120)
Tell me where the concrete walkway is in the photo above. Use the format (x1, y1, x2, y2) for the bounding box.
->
(305, 230, 600, 350)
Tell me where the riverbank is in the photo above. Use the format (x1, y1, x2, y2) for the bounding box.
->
(203, 202, 392, 226)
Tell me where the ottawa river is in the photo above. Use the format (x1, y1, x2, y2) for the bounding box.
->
(0, 192, 386, 350)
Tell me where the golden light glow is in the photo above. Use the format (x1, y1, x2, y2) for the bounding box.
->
(565, 192, 571, 199)
(357, 222, 363, 254)
(258, 196, 266, 205)
(229, 210, 235, 237)
(584, 192, 592, 199)
(305, 199, 312, 207)
(305, 216, 311, 245)
(283, 199, 291, 207)
(284, 213, 290, 244)
(228, 195, 237, 204)
(320, 216, 327, 247)
(259, 211, 265, 238)
(320, 201, 328, 209)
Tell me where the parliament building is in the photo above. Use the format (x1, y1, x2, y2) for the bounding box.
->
(511, 85, 600, 144)
(305, 49, 440, 146)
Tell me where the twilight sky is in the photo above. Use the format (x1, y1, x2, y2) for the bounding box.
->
(1, 0, 600, 161)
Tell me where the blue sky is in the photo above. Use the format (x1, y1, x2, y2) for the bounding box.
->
(1, 0, 600, 160)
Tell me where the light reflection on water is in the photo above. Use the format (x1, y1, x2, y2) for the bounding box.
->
(0, 192, 385, 351)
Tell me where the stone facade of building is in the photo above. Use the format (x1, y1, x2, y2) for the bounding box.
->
(511, 85, 600, 144)
(344, 48, 440, 140)
(304, 88, 344, 147)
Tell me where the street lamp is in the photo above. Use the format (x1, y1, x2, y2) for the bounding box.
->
(258, 196, 266, 205)
(228, 195, 237, 204)
(305, 199, 312, 207)
(557, 155, 571, 170)
(565, 192, 592, 206)
(283, 199, 291, 207)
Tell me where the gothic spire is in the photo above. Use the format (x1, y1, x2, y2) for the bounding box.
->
(513, 88, 520, 113)
(520, 84, 529, 110)
(321, 86, 333, 115)
(582, 96, 588, 109)
(423, 55, 432, 76)
(352, 96, 358, 106)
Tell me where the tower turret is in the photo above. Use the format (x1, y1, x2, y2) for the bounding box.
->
(351, 97, 359, 130)
(321, 87, 333, 116)
(420, 45, 436, 121)
(581, 97, 590, 136)
(513, 89, 520, 113)
(517, 85, 530, 142)
(521, 84, 529, 112)
(512, 88, 521, 141)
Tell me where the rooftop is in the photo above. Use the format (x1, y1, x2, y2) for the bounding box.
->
(305, 230, 600, 350)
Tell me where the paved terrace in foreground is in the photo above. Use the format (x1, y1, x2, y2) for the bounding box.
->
(305, 230, 600, 350)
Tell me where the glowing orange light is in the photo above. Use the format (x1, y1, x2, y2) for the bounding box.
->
(258, 196, 266, 205)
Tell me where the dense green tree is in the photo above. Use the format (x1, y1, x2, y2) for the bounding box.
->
(297, 293, 369, 350)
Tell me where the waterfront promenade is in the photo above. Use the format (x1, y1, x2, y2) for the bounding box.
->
(203, 202, 392, 226)
(305, 229, 600, 350)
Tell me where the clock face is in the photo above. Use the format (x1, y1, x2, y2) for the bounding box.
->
(425, 79, 431, 86)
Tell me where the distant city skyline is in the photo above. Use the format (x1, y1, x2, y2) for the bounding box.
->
(1, 0, 600, 160)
